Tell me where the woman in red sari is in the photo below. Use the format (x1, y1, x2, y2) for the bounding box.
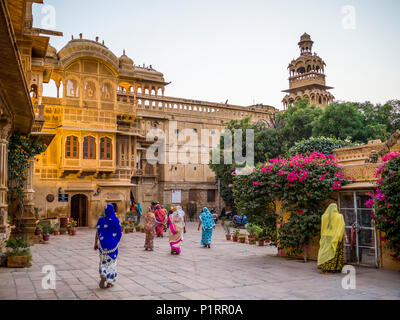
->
(154, 205, 167, 237)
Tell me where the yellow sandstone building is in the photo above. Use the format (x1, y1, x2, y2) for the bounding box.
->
(33, 35, 277, 227)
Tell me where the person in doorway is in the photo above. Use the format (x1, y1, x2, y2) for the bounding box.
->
(197, 207, 215, 248)
(143, 207, 157, 251)
(154, 204, 167, 237)
(94, 204, 122, 289)
(136, 202, 143, 223)
(317, 202, 349, 273)
(168, 208, 184, 255)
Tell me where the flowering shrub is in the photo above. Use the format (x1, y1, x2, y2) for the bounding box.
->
(8, 133, 47, 199)
(365, 152, 400, 261)
(233, 152, 350, 255)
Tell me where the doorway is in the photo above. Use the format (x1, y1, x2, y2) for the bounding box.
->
(71, 194, 88, 227)
(339, 191, 378, 268)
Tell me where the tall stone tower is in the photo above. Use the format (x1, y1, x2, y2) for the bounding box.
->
(282, 33, 334, 109)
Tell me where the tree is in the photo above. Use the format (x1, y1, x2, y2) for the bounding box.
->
(289, 136, 355, 156)
(312, 102, 371, 143)
(277, 98, 323, 150)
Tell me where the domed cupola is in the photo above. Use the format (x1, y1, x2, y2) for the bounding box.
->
(119, 50, 134, 70)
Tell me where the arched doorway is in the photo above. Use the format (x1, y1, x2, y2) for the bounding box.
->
(71, 194, 88, 227)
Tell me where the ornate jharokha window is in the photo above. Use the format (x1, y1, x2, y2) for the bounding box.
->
(65, 136, 79, 159)
(100, 137, 112, 160)
(83, 136, 96, 159)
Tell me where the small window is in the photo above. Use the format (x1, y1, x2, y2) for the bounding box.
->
(83, 136, 96, 159)
(100, 137, 112, 160)
(174, 129, 179, 134)
(193, 128, 198, 133)
(207, 190, 216, 203)
(65, 136, 79, 159)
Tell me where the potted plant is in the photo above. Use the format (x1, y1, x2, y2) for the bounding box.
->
(246, 223, 258, 244)
(140, 225, 145, 233)
(220, 216, 227, 227)
(34, 223, 42, 236)
(238, 233, 246, 243)
(5, 237, 32, 268)
(68, 220, 77, 235)
(121, 221, 128, 232)
(42, 225, 53, 242)
(223, 221, 233, 240)
(134, 221, 140, 232)
(232, 229, 240, 242)
(60, 227, 67, 235)
(53, 223, 60, 236)
(255, 227, 266, 246)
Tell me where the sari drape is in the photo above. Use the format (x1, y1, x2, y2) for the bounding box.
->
(168, 212, 184, 254)
(144, 211, 157, 249)
(200, 207, 215, 245)
(318, 203, 345, 267)
(96, 204, 122, 283)
(154, 205, 167, 237)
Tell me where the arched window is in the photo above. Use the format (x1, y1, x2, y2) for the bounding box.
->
(65, 136, 79, 159)
(66, 79, 79, 97)
(84, 80, 96, 99)
(83, 136, 96, 159)
(100, 137, 112, 160)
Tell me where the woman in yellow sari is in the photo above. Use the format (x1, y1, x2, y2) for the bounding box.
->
(317, 203, 348, 273)
(168, 207, 184, 255)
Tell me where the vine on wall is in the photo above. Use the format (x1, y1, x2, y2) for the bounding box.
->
(8, 133, 46, 199)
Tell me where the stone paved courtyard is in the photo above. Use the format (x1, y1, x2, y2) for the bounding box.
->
(0, 222, 399, 300)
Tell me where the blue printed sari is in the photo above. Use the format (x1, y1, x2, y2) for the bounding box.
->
(96, 204, 122, 284)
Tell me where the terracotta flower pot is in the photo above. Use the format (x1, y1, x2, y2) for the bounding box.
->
(221, 221, 225, 227)
(60, 230, 66, 235)
(125, 228, 130, 234)
(232, 235, 238, 242)
(225, 234, 231, 240)
(70, 229, 76, 235)
(141, 229, 145, 233)
(239, 237, 246, 243)
(121, 226, 124, 232)
(43, 234, 50, 242)
(53, 230, 59, 236)
(257, 241, 264, 246)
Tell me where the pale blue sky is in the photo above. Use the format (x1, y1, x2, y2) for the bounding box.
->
(34, 0, 400, 110)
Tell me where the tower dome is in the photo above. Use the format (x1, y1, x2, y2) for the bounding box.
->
(298, 32, 314, 56)
(119, 50, 134, 70)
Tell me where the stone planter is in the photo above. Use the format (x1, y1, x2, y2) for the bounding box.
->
(7, 255, 29, 268)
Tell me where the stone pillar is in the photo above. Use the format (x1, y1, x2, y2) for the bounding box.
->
(0, 120, 11, 252)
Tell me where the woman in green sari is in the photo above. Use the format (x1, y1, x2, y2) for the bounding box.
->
(317, 203, 349, 273)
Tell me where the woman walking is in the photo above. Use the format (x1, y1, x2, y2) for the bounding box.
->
(154, 204, 167, 237)
(143, 207, 157, 251)
(94, 204, 122, 289)
(317, 202, 348, 273)
(198, 207, 215, 248)
(168, 208, 184, 255)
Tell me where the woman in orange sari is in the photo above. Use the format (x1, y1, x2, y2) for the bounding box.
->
(154, 205, 167, 238)
(143, 209, 157, 251)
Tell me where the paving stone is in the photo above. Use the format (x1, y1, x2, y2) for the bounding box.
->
(0, 222, 399, 300)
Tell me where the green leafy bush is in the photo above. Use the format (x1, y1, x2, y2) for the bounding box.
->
(289, 136, 355, 156)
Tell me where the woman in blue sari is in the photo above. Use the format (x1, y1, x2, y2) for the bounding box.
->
(94, 204, 122, 289)
(198, 207, 215, 248)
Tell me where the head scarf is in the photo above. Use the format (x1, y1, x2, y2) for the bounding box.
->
(154, 205, 167, 224)
(200, 207, 215, 230)
(96, 204, 122, 259)
(317, 203, 345, 266)
(177, 206, 185, 221)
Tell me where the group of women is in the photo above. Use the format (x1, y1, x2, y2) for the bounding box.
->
(94, 201, 347, 289)
(94, 204, 216, 288)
